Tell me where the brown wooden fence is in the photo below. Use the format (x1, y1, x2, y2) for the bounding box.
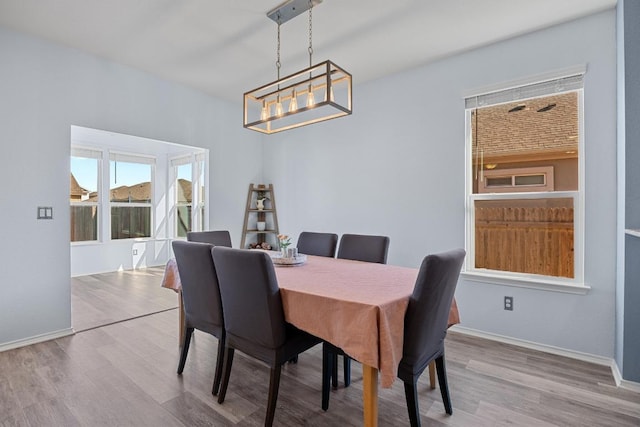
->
(475, 198, 574, 278)
(111, 206, 151, 239)
(70, 205, 97, 242)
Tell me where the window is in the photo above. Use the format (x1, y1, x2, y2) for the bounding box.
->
(466, 74, 583, 283)
(479, 166, 554, 193)
(70, 148, 101, 242)
(171, 152, 207, 238)
(109, 153, 154, 239)
(174, 160, 192, 237)
(195, 153, 206, 231)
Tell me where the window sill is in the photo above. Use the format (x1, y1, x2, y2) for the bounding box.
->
(626, 229, 640, 238)
(71, 240, 101, 247)
(461, 271, 591, 295)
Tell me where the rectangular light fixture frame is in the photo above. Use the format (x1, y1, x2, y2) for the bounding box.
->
(243, 60, 352, 134)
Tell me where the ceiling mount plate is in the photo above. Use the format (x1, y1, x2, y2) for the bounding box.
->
(267, 0, 322, 24)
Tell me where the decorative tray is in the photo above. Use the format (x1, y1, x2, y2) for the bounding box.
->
(271, 253, 307, 266)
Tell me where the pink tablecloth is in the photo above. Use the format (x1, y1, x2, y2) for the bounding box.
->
(276, 256, 459, 388)
(162, 255, 460, 388)
(161, 259, 181, 293)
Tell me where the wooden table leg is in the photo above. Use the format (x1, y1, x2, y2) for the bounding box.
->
(429, 360, 436, 389)
(178, 291, 185, 346)
(362, 364, 378, 427)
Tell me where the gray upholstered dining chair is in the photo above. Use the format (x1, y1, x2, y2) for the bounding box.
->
(336, 233, 390, 265)
(172, 240, 225, 396)
(325, 233, 390, 389)
(399, 248, 465, 425)
(297, 231, 338, 258)
(212, 246, 322, 427)
(187, 230, 232, 247)
(322, 249, 466, 427)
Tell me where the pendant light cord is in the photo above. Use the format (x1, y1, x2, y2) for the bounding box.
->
(276, 16, 281, 80)
(308, 1, 313, 68)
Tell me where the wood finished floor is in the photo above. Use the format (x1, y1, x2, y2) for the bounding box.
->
(1, 268, 638, 426)
(71, 267, 177, 332)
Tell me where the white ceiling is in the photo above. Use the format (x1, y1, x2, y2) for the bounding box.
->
(0, 0, 616, 104)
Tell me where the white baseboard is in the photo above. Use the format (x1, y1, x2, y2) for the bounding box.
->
(620, 379, 640, 393)
(611, 361, 623, 386)
(0, 328, 75, 353)
(449, 325, 640, 390)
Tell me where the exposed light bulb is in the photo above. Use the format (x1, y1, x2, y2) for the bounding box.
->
(289, 90, 298, 112)
(275, 97, 284, 117)
(260, 101, 269, 121)
(306, 87, 316, 107)
(325, 86, 335, 102)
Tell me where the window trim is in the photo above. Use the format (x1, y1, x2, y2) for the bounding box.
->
(464, 80, 586, 291)
(479, 166, 554, 193)
(169, 152, 207, 238)
(108, 152, 155, 241)
(70, 147, 103, 244)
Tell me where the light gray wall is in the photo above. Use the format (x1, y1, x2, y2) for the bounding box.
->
(264, 11, 618, 358)
(622, 0, 640, 382)
(0, 26, 262, 347)
(624, 0, 640, 231)
(615, 0, 626, 376)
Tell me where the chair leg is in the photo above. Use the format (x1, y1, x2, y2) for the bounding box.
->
(428, 360, 436, 389)
(322, 345, 334, 411)
(177, 327, 194, 374)
(403, 380, 421, 427)
(435, 355, 452, 415)
(217, 346, 235, 404)
(212, 334, 225, 396)
(332, 353, 339, 388)
(265, 365, 282, 427)
(343, 355, 351, 387)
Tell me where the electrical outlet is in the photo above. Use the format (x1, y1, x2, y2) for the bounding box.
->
(504, 296, 514, 311)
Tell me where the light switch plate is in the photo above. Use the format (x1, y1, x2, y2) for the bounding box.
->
(37, 206, 53, 219)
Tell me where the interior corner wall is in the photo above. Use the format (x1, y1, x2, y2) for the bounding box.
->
(0, 26, 262, 347)
(262, 10, 618, 361)
(615, 0, 626, 376)
(622, 0, 640, 382)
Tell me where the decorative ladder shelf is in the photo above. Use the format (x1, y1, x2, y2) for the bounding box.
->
(240, 183, 280, 249)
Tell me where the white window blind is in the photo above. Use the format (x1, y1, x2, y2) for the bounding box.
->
(170, 156, 192, 167)
(170, 152, 206, 167)
(109, 152, 156, 165)
(465, 74, 584, 109)
(71, 147, 103, 159)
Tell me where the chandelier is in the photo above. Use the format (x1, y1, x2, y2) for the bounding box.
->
(243, 0, 352, 134)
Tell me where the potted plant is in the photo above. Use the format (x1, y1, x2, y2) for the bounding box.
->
(278, 234, 291, 254)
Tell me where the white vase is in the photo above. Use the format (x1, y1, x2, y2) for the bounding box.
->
(257, 221, 266, 231)
(257, 198, 265, 210)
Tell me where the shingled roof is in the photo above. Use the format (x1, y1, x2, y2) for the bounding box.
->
(70, 173, 90, 200)
(472, 92, 578, 163)
(110, 182, 152, 203)
(84, 179, 193, 203)
(176, 179, 192, 203)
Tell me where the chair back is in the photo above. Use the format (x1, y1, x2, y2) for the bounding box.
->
(187, 230, 232, 247)
(402, 249, 466, 367)
(297, 231, 338, 257)
(337, 233, 390, 264)
(212, 247, 287, 350)
(172, 240, 224, 334)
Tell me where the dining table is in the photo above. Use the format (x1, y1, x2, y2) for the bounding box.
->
(162, 252, 460, 427)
